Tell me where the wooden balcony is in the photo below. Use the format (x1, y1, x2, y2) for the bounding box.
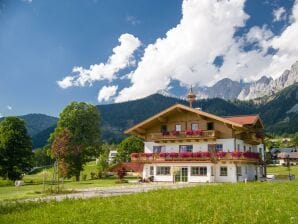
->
(149, 130, 220, 142)
(131, 152, 260, 164)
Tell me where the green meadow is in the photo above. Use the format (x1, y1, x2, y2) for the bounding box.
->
(0, 161, 136, 201)
(0, 166, 297, 224)
(0, 181, 297, 224)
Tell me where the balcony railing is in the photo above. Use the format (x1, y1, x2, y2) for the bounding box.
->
(131, 151, 260, 163)
(149, 130, 219, 141)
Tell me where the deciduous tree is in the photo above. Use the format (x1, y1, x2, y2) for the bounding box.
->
(50, 102, 101, 181)
(0, 117, 33, 181)
(116, 136, 144, 162)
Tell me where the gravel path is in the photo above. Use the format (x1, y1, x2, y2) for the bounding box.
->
(23, 182, 209, 202)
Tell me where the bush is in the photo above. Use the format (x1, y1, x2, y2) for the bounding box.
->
(90, 172, 97, 180)
(82, 174, 87, 181)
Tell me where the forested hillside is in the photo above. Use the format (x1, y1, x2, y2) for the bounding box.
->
(2, 84, 297, 148)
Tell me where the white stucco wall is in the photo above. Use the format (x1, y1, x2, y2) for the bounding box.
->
(144, 139, 264, 153)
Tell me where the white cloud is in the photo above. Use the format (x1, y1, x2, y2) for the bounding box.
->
(115, 0, 249, 102)
(0, 113, 3, 118)
(262, 0, 298, 78)
(98, 85, 118, 102)
(58, 0, 298, 103)
(57, 33, 141, 88)
(273, 7, 287, 22)
(6, 105, 12, 110)
(115, 0, 298, 102)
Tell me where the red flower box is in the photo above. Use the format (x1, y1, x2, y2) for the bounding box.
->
(179, 152, 193, 158)
(216, 151, 226, 158)
(243, 152, 259, 159)
(186, 130, 193, 135)
(231, 151, 242, 158)
(145, 153, 153, 157)
(162, 131, 170, 136)
(194, 129, 203, 136)
(192, 152, 202, 158)
(169, 152, 179, 157)
(159, 152, 168, 157)
(201, 152, 210, 157)
(171, 131, 180, 136)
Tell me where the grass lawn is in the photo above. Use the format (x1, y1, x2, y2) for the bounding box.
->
(0, 181, 297, 224)
(0, 161, 137, 201)
(267, 165, 298, 176)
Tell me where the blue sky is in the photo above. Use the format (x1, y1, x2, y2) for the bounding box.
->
(0, 0, 297, 117)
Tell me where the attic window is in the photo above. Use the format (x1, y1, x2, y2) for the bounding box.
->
(161, 125, 167, 133)
(207, 122, 214, 130)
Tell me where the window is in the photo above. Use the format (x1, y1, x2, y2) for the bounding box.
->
(237, 166, 242, 176)
(237, 144, 240, 151)
(249, 147, 252, 152)
(191, 123, 199, 131)
(207, 122, 214, 130)
(209, 144, 223, 152)
(216, 144, 223, 151)
(243, 146, 246, 152)
(175, 124, 182, 132)
(179, 145, 193, 152)
(191, 167, 207, 176)
(211, 166, 214, 176)
(150, 166, 154, 176)
(153, 146, 166, 153)
(220, 166, 228, 176)
(259, 148, 262, 154)
(161, 125, 167, 133)
(156, 166, 171, 175)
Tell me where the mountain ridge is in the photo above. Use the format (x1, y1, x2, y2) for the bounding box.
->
(192, 61, 298, 101)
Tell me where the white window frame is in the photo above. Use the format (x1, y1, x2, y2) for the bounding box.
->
(153, 145, 166, 153)
(236, 166, 242, 176)
(175, 124, 182, 132)
(191, 166, 207, 176)
(156, 166, 171, 175)
(220, 166, 228, 176)
(191, 123, 199, 131)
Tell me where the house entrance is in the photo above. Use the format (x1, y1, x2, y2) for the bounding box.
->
(174, 167, 188, 182)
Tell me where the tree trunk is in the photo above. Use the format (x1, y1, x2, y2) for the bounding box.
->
(75, 173, 80, 182)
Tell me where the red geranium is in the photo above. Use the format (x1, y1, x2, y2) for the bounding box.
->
(169, 152, 179, 157)
(192, 152, 202, 158)
(186, 130, 193, 135)
(216, 151, 226, 158)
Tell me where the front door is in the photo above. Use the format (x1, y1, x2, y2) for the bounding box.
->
(174, 167, 188, 182)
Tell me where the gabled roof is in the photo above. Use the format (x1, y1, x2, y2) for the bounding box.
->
(224, 115, 263, 127)
(125, 104, 250, 134)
